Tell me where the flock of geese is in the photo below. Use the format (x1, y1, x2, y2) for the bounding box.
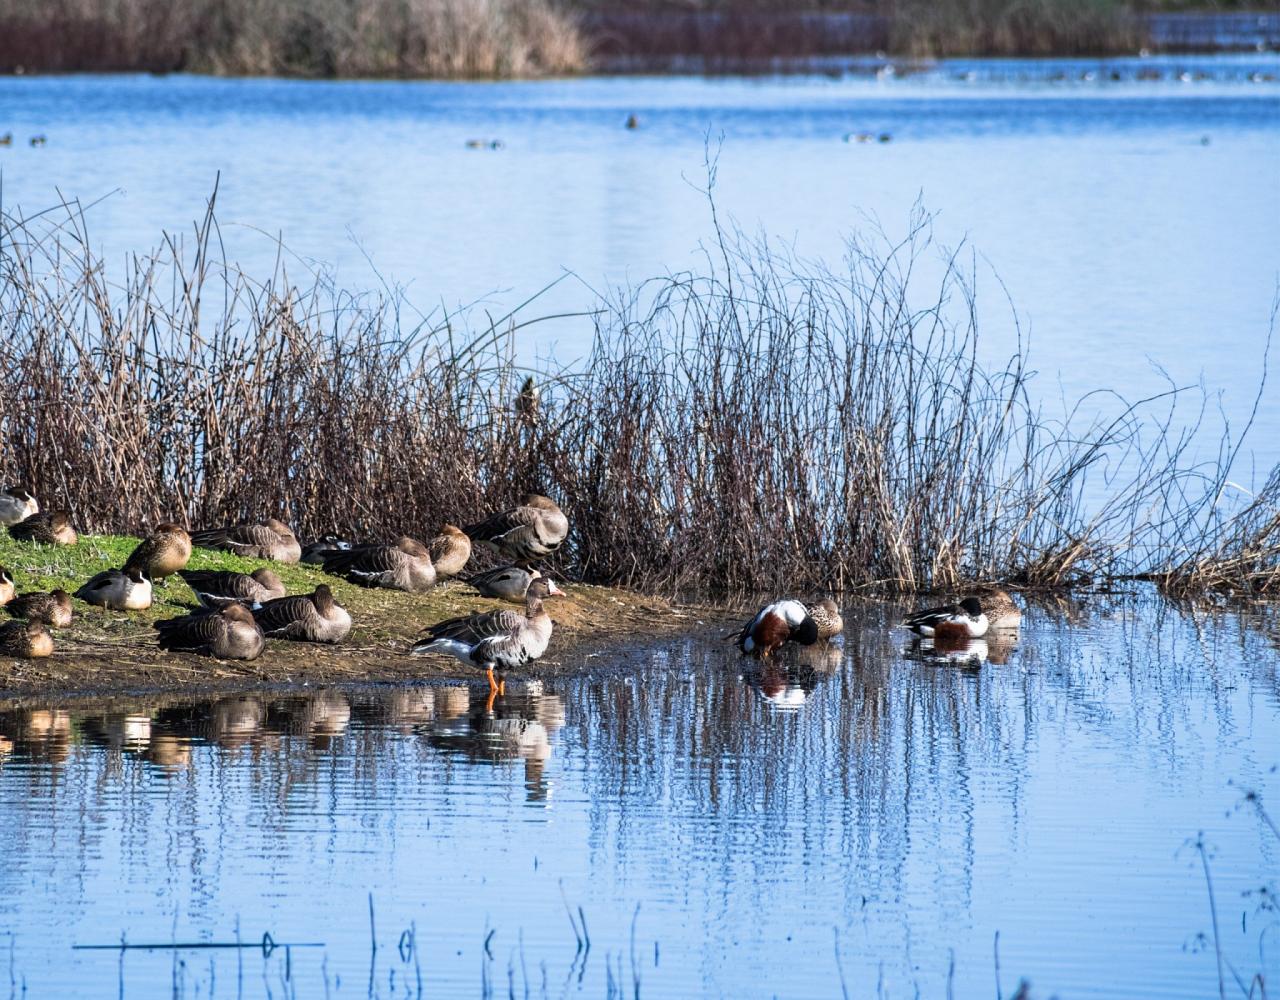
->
(0, 484, 1022, 691)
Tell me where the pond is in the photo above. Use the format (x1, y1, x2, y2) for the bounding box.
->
(0, 595, 1276, 996)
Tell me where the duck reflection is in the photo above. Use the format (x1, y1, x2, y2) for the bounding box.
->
(743, 640, 842, 710)
(0, 708, 73, 763)
(903, 633, 988, 668)
(79, 712, 154, 752)
(267, 691, 351, 749)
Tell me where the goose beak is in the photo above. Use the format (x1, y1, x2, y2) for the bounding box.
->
(547, 581, 564, 596)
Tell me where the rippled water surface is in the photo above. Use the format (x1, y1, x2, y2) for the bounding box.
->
(0, 597, 1277, 997)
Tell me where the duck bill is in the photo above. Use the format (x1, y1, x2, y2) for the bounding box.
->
(547, 581, 564, 596)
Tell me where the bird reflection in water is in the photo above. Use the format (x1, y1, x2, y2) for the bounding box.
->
(903, 628, 1020, 668)
(0, 708, 73, 763)
(743, 639, 843, 710)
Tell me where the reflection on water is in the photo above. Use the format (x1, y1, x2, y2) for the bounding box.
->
(0, 595, 1277, 997)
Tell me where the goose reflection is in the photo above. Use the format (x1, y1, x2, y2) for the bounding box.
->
(0, 708, 73, 763)
(79, 712, 154, 752)
(268, 691, 352, 749)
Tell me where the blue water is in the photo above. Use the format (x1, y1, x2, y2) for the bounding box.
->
(0, 596, 1277, 997)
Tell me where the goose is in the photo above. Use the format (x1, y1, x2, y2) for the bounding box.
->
(0, 618, 53, 659)
(412, 577, 564, 693)
(252, 585, 351, 644)
(730, 599, 820, 657)
(902, 596, 988, 639)
(322, 536, 436, 592)
(7, 589, 73, 628)
(154, 603, 265, 660)
(0, 487, 38, 527)
(179, 568, 286, 609)
(0, 567, 14, 606)
(190, 517, 301, 564)
(979, 590, 1022, 630)
(463, 494, 568, 566)
(429, 524, 472, 579)
(123, 523, 192, 584)
(300, 534, 353, 565)
(466, 565, 540, 602)
(806, 599, 844, 640)
(75, 567, 153, 611)
(8, 510, 77, 545)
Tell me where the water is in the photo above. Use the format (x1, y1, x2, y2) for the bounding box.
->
(0, 596, 1277, 997)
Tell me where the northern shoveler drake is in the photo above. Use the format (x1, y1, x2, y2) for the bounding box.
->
(464, 494, 568, 567)
(979, 589, 1022, 629)
(7, 589, 73, 628)
(179, 568, 286, 609)
(8, 510, 76, 546)
(154, 603, 265, 660)
(412, 577, 564, 695)
(902, 596, 988, 638)
(806, 599, 844, 640)
(0, 618, 53, 659)
(252, 585, 352, 644)
(731, 599, 820, 657)
(322, 536, 436, 592)
(0, 487, 38, 527)
(190, 518, 301, 564)
(124, 523, 192, 584)
(75, 567, 153, 611)
(428, 524, 472, 579)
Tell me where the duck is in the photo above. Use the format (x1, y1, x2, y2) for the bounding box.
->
(300, 534, 352, 565)
(901, 596, 988, 639)
(979, 589, 1022, 629)
(153, 603, 265, 660)
(806, 599, 844, 640)
(0, 133, 11, 146)
(463, 494, 568, 567)
(466, 565, 541, 602)
(8, 510, 77, 545)
(322, 536, 436, 592)
(7, 589, 73, 628)
(0, 618, 53, 659)
(28, 135, 46, 147)
(74, 567, 153, 611)
(123, 523, 192, 584)
(190, 517, 301, 563)
(178, 568, 286, 609)
(0, 567, 14, 606)
(428, 524, 472, 579)
(730, 600, 820, 657)
(412, 577, 564, 693)
(0, 486, 38, 527)
(252, 585, 351, 644)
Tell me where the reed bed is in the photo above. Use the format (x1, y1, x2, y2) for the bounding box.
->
(0, 194, 1271, 597)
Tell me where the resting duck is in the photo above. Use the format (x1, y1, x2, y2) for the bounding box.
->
(123, 523, 191, 584)
(428, 524, 472, 579)
(0, 618, 53, 659)
(464, 495, 568, 567)
(252, 585, 351, 644)
(731, 600, 820, 657)
(902, 596, 988, 639)
(179, 568, 286, 609)
(190, 517, 301, 564)
(7, 589, 73, 628)
(412, 577, 563, 693)
(154, 603, 265, 660)
(323, 536, 436, 592)
(0, 487, 38, 527)
(0, 567, 14, 606)
(75, 567, 153, 611)
(467, 565, 540, 602)
(9, 510, 77, 545)
(300, 535, 353, 565)
(806, 599, 844, 640)
(980, 590, 1022, 629)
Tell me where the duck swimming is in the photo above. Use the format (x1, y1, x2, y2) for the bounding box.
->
(901, 596, 988, 639)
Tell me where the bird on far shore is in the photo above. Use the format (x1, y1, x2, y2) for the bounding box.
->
(190, 518, 301, 564)
(464, 494, 568, 567)
(8, 510, 77, 545)
(124, 522, 192, 585)
(7, 589, 73, 628)
(0, 486, 38, 527)
(300, 534, 352, 565)
(428, 524, 472, 580)
(154, 603, 265, 660)
(902, 596, 988, 639)
(730, 600, 820, 657)
(322, 536, 436, 592)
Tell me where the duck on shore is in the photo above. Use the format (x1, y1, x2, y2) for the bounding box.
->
(300, 535, 352, 565)
(179, 568, 287, 609)
(322, 536, 436, 592)
(0, 567, 14, 607)
(7, 589, 73, 628)
(466, 565, 541, 602)
(0, 618, 53, 659)
(0, 487, 38, 527)
(190, 518, 301, 564)
(252, 585, 352, 644)
(464, 494, 568, 567)
(75, 567, 153, 611)
(730, 600, 820, 657)
(154, 604, 265, 660)
(902, 596, 988, 639)
(428, 524, 472, 580)
(124, 523, 192, 584)
(9, 510, 77, 546)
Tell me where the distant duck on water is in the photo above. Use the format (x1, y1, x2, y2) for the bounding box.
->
(979, 589, 1022, 630)
(730, 600, 820, 657)
(901, 596, 988, 639)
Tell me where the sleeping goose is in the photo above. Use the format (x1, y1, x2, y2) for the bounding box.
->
(123, 523, 192, 584)
(0, 567, 14, 607)
(8, 510, 77, 546)
(179, 568, 286, 609)
(252, 585, 351, 644)
(902, 596, 988, 639)
(463, 495, 567, 567)
(7, 589, 73, 628)
(322, 536, 436, 592)
(411, 577, 563, 693)
(190, 518, 301, 564)
(0, 618, 53, 659)
(428, 524, 472, 579)
(75, 567, 153, 611)
(466, 565, 540, 602)
(0, 487, 38, 527)
(154, 603, 265, 660)
(805, 599, 844, 640)
(730, 600, 820, 657)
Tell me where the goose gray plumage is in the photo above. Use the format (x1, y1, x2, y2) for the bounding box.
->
(123, 523, 192, 584)
(0, 487, 38, 527)
(75, 567, 153, 611)
(322, 536, 436, 592)
(0, 567, 14, 607)
(154, 603, 265, 660)
(179, 568, 286, 609)
(7, 589, 73, 628)
(252, 585, 352, 643)
(463, 494, 567, 567)
(805, 599, 844, 640)
(466, 565, 540, 602)
(0, 618, 53, 659)
(428, 524, 472, 579)
(190, 518, 301, 564)
(8, 510, 77, 546)
(412, 577, 564, 692)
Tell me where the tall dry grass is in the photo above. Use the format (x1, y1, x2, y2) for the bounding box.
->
(0, 191, 1270, 597)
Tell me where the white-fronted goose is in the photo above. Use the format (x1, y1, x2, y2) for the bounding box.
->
(0, 618, 52, 659)
(805, 599, 844, 640)
(124, 523, 192, 584)
(252, 585, 351, 644)
(9, 510, 77, 546)
(0, 487, 38, 527)
(300, 535, 352, 565)
(8, 589, 73, 628)
(190, 518, 301, 564)
(179, 568, 286, 609)
(0, 567, 14, 607)
(75, 567, 153, 611)
(730, 600, 819, 657)
(980, 590, 1022, 629)
(902, 597, 989, 639)
(322, 536, 436, 592)
(467, 565, 540, 602)
(463, 494, 567, 566)
(428, 524, 472, 579)
(154, 603, 265, 660)
(412, 577, 563, 692)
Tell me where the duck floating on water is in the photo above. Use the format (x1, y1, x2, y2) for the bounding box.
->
(978, 589, 1021, 630)
(902, 596, 988, 639)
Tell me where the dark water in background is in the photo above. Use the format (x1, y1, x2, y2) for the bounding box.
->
(0, 596, 1277, 997)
